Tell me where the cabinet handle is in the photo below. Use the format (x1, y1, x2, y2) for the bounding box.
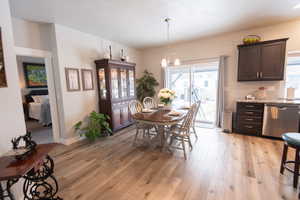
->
(245, 111, 254, 115)
(260, 72, 263, 78)
(245, 125, 254, 129)
(245, 105, 255, 108)
(279, 107, 287, 111)
(245, 118, 254, 121)
(256, 72, 259, 78)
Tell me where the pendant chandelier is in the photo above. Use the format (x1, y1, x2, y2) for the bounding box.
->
(161, 18, 180, 68)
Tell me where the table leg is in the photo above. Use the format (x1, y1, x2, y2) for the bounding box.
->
(23, 155, 62, 200)
(162, 126, 173, 153)
(157, 125, 165, 151)
(156, 125, 173, 153)
(0, 179, 19, 200)
(0, 183, 3, 200)
(146, 124, 172, 153)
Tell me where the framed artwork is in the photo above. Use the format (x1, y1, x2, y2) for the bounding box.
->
(0, 27, 7, 88)
(81, 69, 94, 90)
(23, 63, 47, 88)
(65, 68, 80, 91)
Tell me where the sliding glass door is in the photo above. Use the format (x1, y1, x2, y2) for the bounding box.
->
(166, 62, 219, 125)
(166, 67, 190, 107)
(191, 67, 218, 124)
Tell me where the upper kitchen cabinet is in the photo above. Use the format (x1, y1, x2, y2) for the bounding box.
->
(237, 45, 261, 81)
(237, 38, 288, 81)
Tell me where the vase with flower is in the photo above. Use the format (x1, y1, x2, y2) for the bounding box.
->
(158, 88, 176, 110)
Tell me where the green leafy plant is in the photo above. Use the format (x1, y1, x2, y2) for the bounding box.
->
(136, 70, 159, 101)
(74, 111, 112, 141)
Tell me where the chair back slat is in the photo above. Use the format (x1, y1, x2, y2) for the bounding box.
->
(143, 97, 156, 109)
(181, 103, 197, 133)
(193, 101, 201, 124)
(129, 100, 143, 115)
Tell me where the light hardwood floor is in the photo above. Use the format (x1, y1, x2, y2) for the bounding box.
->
(51, 127, 298, 200)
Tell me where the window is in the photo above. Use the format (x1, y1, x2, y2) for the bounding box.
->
(286, 56, 300, 99)
(165, 61, 219, 125)
(204, 80, 209, 87)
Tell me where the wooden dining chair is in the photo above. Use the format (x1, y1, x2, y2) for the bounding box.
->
(169, 103, 197, 160)
(143, 97, 156, 109)
(129, 100, 155, 145)
(190, 101, 201, 139)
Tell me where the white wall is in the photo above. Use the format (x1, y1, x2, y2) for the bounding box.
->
(52, 24, 142, 141)
(11, 19, 143, 142)
(12, 18, 51, 51)
(0, 0, 26, 199)
(142, 19, 300, 111)
(11, 19, 65, 143)
(0, 0, 26, 153)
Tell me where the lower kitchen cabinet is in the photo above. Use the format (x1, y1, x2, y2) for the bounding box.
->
(235, 102, 264, 136)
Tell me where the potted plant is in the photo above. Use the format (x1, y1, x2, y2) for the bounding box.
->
(158, 88, 176, 110)
(136, 70, 159, 101)
(74, 111, 112, 141)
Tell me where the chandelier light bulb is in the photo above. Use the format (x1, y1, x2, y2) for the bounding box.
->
(174, 58, 181, 66)
(161, 58, 168, 67)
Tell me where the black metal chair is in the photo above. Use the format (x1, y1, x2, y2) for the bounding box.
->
(280, 132, 300, 192)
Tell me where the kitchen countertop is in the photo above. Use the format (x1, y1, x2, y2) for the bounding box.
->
(237, 99, 300, 105)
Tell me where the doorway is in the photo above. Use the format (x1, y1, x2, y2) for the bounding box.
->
(15, 47, 61, 144)
(16, 56, 53, 143)
(166, 61, 219, 128)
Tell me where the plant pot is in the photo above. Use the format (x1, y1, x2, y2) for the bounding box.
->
(164, 106, 172, 110)
(162, 103, 172, 110)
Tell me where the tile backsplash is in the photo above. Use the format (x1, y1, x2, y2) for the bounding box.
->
(225, 80, 286, 111)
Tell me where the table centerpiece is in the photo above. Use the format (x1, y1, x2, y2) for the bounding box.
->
(158, 88, 176, 110)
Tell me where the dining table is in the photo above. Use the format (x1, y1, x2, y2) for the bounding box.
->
(132, 107, 188, 151)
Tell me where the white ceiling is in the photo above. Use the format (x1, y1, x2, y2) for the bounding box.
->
(9, 0, 300, 49)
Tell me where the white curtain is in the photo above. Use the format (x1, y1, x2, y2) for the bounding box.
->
(216, 56, 227, 128)
(161, 67, 166, 88)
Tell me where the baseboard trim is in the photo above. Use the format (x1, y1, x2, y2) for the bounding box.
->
(62, 135, 84, 145)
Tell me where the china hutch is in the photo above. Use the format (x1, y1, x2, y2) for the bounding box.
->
(95, 59, 136, 132)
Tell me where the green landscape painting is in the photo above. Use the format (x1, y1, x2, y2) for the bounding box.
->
(24, 63, 47, 88)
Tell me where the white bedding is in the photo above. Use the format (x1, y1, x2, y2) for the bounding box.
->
(29, 102, 42, 120)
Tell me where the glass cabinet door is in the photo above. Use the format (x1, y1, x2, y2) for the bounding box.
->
(98, 68, 107, 99)
(120, 69, 128, 98)
(111, 68, 119, 99)
(128, 69, 135, 97)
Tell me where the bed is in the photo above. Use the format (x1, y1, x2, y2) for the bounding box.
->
(25, 90, 52, 126)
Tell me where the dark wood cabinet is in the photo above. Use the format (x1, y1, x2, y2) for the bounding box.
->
(260, 41, 286, 80)
(95, 59, 136, 132)
(235, 102, 264, 136)
(238, 38, 288, 81)
(238, 45, 261, 81)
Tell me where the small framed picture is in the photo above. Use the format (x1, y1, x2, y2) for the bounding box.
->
(65, 68, 80, 91)
(81, 69, 94, 90)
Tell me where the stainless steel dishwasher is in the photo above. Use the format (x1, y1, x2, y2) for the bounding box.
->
(262, 103, 300, 138)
